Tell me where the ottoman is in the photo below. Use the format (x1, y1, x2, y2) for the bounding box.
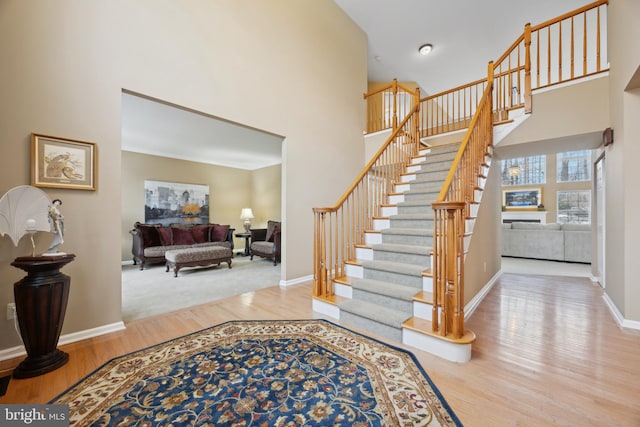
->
(165, 246, 232, 277)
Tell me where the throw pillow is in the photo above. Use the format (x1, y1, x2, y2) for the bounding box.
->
(136, 224, 161, 247)
(191, 225, 210, 243)
(158, 227, 173, 246)
(265, 220, 281, 243)
(172, 227, 195, 245)
(211, 224, 230, 242)
(269, 226, 281, 242)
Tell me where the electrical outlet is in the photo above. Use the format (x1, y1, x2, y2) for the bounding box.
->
(6, 303, 16, 320)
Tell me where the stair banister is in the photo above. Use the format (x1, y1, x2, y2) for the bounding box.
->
(313, 100, 421, 299)
(431, 61, 495, 338)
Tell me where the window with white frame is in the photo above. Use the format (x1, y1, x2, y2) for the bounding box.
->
(557, 190, 591, 224)
(557, 150, 591, 182)
(501, 155, 546, 186)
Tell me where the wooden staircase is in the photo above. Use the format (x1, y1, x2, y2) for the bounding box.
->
(312, 0, 608, 364)
(315, 142, 486, 362)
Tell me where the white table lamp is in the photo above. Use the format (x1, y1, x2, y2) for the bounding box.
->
(240, 208, 254, 233)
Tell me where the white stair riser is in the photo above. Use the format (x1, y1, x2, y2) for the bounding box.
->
(413, 301, 432, 320)
(381, 206, 398, 217)
(388, 194, 405, 204)
(345, 263, 363, 278)
(464, 235, 472, 252)
(470, 204, 479, 218)
(355, 246, 373, 261)
(312, 299, 339, 319)
(402, 329, 472, 363)
(395, 183, 410, 193)
(465, 219, 475, 233)
(334, 282, 352, 298)
(373, 218, 390, 230)
(423, 275, 432, 291)
(365, 232, 382, 245)
(401, 173, 417, 182)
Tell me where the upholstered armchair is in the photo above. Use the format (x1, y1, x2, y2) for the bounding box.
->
(249, 220, 281, 265)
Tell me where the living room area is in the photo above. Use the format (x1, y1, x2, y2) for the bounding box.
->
(120, 92, 285, 322)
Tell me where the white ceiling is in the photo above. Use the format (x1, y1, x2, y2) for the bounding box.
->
(334, 0, 593, 95)
(121, 92, 284, 171)
(121, 1, 593, 169)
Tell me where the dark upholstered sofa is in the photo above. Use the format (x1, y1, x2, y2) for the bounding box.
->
(249, 220, 281, 265)
(131, 222, 235, 270)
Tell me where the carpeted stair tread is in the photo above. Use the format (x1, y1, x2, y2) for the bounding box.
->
(351, 278, 419, 301)
(339, 299, 409, 328)
(372, 243, 431, 256)
(362, 259, 425, 276)
(381, 227, 434, 237)
(391, 212, 434, 220)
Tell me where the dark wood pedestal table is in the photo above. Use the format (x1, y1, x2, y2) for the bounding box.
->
(11, 254, 75, 379)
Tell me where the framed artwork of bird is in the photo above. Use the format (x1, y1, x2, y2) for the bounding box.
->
(31, 133, 97, 191)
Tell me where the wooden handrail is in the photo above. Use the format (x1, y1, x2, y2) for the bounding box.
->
(431, 62, 495, 338)
(530, 0, 607, 32)
(313, 103, 422, 299)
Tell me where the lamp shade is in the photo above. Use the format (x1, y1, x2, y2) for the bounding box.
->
(0, 185, 51, 246)
(240, 208, 254, 220)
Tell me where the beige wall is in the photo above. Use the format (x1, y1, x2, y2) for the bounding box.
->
(607, 0, 640, 320)
(0, 0, 366, 350)
(499, 76, 610, 147)
(121, 152, 282, 261)
(251, 165, 282, 228)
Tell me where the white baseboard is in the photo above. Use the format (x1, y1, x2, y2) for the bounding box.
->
(602, 292, 640, 331)
(280, 274, 313, 287)
(0, 321, 126, 363)
(464, 270, 501, 319)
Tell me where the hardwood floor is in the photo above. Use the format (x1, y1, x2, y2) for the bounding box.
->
(1, 273, 639, 426)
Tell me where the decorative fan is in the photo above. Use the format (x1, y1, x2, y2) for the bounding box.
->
(0, 185, 51, 246)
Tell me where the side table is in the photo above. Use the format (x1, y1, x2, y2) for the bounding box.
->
(235, 232, 251, 256)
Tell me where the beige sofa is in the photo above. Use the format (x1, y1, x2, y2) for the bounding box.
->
(501, 222, 591, 263)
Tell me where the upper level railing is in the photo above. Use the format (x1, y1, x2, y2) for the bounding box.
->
(370, 0, 608, 138)
(364, 80, 420, 134)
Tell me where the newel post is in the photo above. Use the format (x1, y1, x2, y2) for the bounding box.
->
(312, 209, 328, 298)
(432, 201, 465, 338)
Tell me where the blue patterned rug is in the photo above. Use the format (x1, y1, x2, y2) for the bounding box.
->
(51, 319, 462, 426)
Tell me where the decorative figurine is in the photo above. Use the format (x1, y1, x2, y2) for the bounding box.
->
(45, 199, 65, 255)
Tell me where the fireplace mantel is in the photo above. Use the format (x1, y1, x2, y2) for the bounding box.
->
(502, 210, 548, 224)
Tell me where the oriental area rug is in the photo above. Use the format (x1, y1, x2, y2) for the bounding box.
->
(51, 319, 462, 426)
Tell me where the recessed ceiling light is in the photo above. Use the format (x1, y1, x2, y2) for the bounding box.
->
(418, 44, 433, 56)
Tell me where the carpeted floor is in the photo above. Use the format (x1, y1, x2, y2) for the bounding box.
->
(122, 256, 282, 322)
(51, 319, 461, 426)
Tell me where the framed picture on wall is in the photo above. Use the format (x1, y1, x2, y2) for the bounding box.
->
(503, 188, 542, 210)
(31, 133, 97, 190)
(144, 180, 210, 226)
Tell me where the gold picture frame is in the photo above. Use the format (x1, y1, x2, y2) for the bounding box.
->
(31, 133, 97, 191)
